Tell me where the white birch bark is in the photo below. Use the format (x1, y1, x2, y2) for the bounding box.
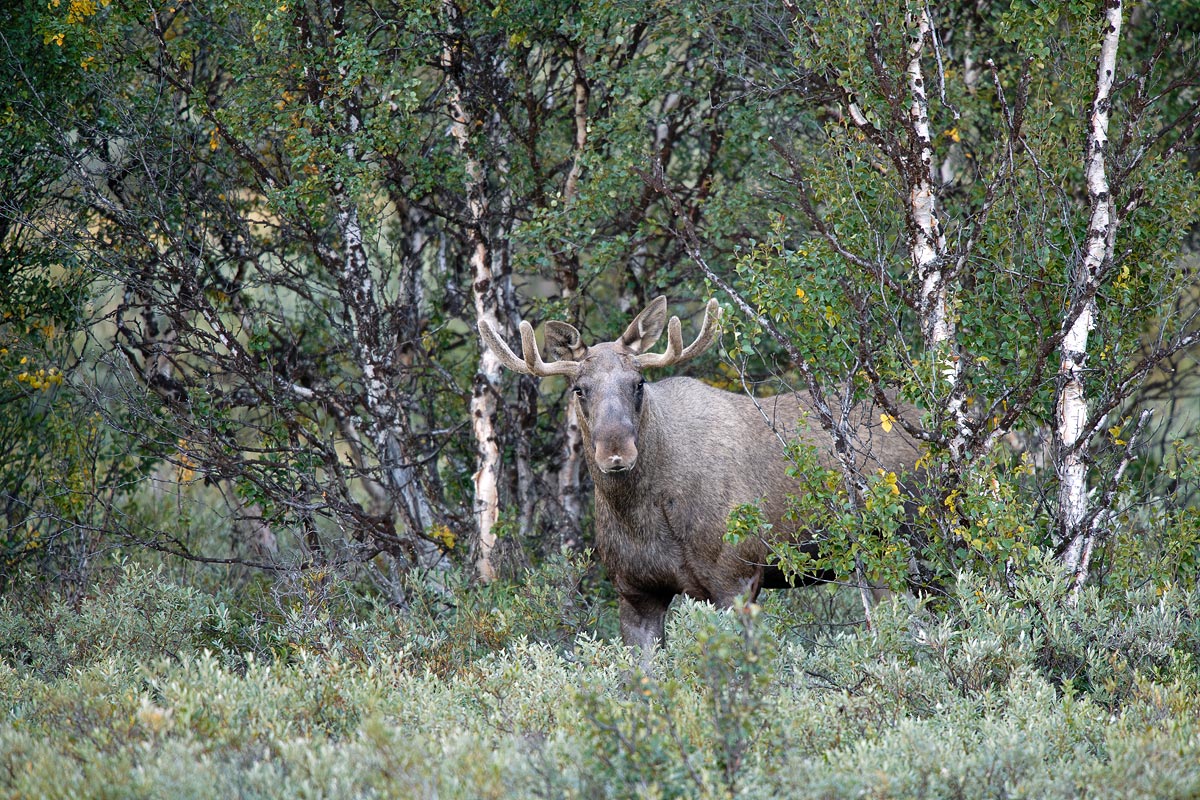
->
(468, 244, 504, 583)
(337, 174, 439, 548)
(558, 396, 585, 548)
(1059, 0, 1123, 593)
(904, 9, 971, 465)
(906, 9, 951, 349)
(563, 53, 589, 206)
(323, 13, 441, 569)
(462, 147, 504, 583)
(444, 12, 504, 581)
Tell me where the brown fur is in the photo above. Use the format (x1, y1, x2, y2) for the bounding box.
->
(480, 298, 922, 657)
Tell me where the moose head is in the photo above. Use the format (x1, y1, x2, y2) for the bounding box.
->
(480, 297, 721, 476)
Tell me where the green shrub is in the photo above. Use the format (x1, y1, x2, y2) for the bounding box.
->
(0, 563, 212, 679)
(3, 554, 1200, 799)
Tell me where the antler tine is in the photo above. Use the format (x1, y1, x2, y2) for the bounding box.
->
(480, 319, 532, 374)
(519, 322, 541, 373)
(520, 321, 581, 377)
(632, 317, 679, 369)
(480, 318, 579, 378)
(635, 299, 721, 369)
(666, 316, 684, 358)
(677, 298, 721, 361)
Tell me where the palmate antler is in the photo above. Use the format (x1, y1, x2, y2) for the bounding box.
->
(478, 318, 581, 378)
(634, 298, 722, 370)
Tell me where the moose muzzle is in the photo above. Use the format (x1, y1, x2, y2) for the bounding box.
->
(593, 421, 639, 474)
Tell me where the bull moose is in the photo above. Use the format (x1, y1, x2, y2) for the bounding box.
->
(480, 297, 921, 657)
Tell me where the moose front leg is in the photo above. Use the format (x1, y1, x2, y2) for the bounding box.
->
(618, 592, 672, 667)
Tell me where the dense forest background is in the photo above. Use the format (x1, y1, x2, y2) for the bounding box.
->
(3, 0, 1200, 796)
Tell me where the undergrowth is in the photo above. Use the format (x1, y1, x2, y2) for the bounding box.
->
(2, 551, 1199, 799)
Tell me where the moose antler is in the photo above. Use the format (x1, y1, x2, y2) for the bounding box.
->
(634, 298, 722, 370)
(479, 319, 581, 378)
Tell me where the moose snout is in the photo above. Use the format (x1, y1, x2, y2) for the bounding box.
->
(595, 438, 638, 474)
(587, 388, 641, 474)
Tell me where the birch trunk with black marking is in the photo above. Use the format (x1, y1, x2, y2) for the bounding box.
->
(1058, 0, 1123, 595)
(444, 4, 507, 581)
(906, 9, 950, 349)
(902, 10, 974, 467)
(322, 1, 442, 570)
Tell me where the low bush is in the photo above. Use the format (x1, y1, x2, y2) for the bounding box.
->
(3, 552, 1200, 798)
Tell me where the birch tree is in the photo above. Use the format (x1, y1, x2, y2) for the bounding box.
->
(1, 0, 483, 592)
(689, 1, 1200, 594)
(1057, 0, 1124, 595)
(443, 0, 509, 582)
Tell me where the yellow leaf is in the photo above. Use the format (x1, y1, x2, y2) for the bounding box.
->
(880, 413, 895, 433)
(1108, 425, 1127, 445)
(430, 525, 456, 550)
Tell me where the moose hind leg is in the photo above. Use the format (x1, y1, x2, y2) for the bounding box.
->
(619, 592, 671, 666)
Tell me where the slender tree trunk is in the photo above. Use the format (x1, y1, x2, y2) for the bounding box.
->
(325, 3, 439, 567)
(906, 10, 950, 349)
(335, 181, 437, 555)
(1058, 0, 1123, 596)
(553, 48, 591, 549)
(901, 9, 974, 469)
(461, 149, 504, 583)
(557, 396, 585, 549)
(563, 48, 590, 210)
(444, 4, 507, 581)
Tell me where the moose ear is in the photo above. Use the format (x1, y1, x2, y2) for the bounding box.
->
(618, 296, 667, 354)
(544, 321, 587, 362)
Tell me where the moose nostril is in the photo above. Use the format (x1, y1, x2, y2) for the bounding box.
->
(599, 450, 636, 473)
